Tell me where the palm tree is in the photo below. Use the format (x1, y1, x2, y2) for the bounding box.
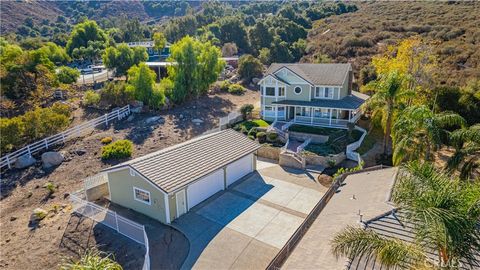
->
(447, 124, 480, 179)
(392, 105, 465, 166)
(332, 161, 480, 269)
(364, 71, 411, 156)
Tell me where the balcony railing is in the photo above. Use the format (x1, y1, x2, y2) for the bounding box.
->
(294, 116, 351, 127)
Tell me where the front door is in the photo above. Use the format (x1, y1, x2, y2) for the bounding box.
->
(288, 106, 295, 120)
(176, 189, 187, 217)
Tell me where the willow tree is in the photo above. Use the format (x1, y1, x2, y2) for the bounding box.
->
(168, 36, 224, 103)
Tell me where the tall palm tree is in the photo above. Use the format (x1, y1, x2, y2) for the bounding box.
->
(364, 71, 411, 156)
(392, 105, 465, 166)
(332, 161, 480, 269)
(447, 124, 480, 179)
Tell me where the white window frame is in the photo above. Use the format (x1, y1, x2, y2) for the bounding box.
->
(265, 87, 275, 96)
(294, 86, 302, 95)
(314, 87, 322, 98)
(278, 86, 286, 97)
(264, 106, 274, 111)
(133, 187, 151, 205)
(324, 87, 334, 99)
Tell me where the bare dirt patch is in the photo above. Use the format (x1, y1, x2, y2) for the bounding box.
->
(0, 89, 259, 269)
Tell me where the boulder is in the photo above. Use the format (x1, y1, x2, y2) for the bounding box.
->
(14, 155, 36, 169)
(41, 152, 64, 169)
(146, 116, 164, 124)
(75, 149, 87, 156)
(252, 77, 261, 84)
(192, 118, 204, 125)
(130, 100, 144, 113)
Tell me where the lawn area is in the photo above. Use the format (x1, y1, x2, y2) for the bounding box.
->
(303, 143, 343, 156)
(236, 119, 270, 131)
(357, 132, 378, 155)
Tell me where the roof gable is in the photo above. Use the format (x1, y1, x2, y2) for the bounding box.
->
(265, 63, 351, 86)
(103, 129, 260, 193)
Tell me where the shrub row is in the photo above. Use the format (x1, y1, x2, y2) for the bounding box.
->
(0, 103, 71, 152)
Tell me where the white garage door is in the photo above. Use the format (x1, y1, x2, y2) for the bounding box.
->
(226, 154, 253, 187)
(187, 169, 224, 210)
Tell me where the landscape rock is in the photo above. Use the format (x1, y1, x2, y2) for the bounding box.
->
(146, 116, 164, 124)
(10, 216, 17, 222)
(192, 118, 204, 124)
(75, 149, 87, 156)
(41, 151, 64, 169)
(130, 100, 144, 113)
(252, 77, 261, 84)
(14, 155, 36, 169)
(127, 115, 135, 121)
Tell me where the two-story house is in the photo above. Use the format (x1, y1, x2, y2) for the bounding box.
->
(258, 63, 369, 129)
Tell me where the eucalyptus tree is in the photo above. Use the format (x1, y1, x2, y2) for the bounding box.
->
(392, 105, 465, 166)
(332, 161, 480, 269)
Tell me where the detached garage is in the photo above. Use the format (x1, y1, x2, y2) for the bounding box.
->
(103, 129, 260, 224)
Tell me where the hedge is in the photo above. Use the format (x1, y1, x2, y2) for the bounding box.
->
(101, 140, 133, 160)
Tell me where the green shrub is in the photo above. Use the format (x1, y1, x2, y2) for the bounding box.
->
(83, 90, 100, 106)
(219, 80, 231, 92)
(228, 84, 246, 95)
(248, 127, 257, 138)
(43, 182, 56, 194)
(333, 161, 364, 178)
(101, 139, 133, 160)
(327, 159, 337, 167)
(101, 137, 113, 144)
(57, 66, 80, 84)
(158, 78, 174, 99)
(100, 81, 134, 107)
(240, 104, 254, 119)
(150, 85, 166, 110)
(240, 126, 248, 135)
(50, 102, 72, 117)
(61, 249, 122, 270)
(267, 132, 278, 142)
(0, 117, 24, 152)
(248, 134, 255, 140)
(22, 106, 70, 141)
(256, 132, 267, 143)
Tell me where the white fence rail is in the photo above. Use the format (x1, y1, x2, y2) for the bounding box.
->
(69, 192, 150, 270)
(0, 105, 131, 170)
(203, 110, 243, 135)
(346, 126, 367, 165)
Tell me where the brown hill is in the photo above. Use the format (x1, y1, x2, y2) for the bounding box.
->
(0, 1, 63, 34)
(303, 1, 480, 86)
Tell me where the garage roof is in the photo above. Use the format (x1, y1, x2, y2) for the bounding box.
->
(104, 129, 260, 194)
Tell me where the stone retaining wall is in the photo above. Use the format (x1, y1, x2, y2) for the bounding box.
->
(257, 145, 281, 161)
(289, 131, 328, 143)
(304, 152, 346, 167)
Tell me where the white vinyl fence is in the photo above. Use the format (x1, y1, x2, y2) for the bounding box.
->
(69, 192, 150, 270)
(0, 105, 131, 170)
(346, 126, 367, 166)
(203, 110, 243, 135)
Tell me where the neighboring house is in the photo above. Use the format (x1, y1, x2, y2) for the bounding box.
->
(127, 40, 171, 58)
(102, 129, 260, 224)
(258, 63, 369, 129)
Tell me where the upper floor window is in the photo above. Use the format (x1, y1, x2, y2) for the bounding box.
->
(265, 87, 275, 96)
(315, 87, 322, 97)
(294, 86, 302, 95)
(279, 87, 285, 96)
(324, 87, 333, 98)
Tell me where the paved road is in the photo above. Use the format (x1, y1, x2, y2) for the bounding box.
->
(77, 69, 111, 84)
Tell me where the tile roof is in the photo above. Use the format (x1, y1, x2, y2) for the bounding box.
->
(272, 91, 369, 110)
(265, 63, 351, 86)
(104, 129, 260, 194)
(348, 209, 480, 270)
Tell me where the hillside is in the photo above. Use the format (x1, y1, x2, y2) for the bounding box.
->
(303, 1, 480, 86)
(0, 1, 63, 34)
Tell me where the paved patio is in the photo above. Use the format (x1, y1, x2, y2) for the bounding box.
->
(173, 160, 328, 270)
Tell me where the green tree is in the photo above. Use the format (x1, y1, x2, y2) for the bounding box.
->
(168, 36, 224, 103)
(364, 71, 410, 157)
(102, 44, 148, 77)
(447, 124, 480, 179)
(248, 21, 273, 53)
(153, 32, 167, 52)
(57, 66, 80, 84)
(66, 20, 108, 61)
(332, 161, 480, 269)
(392, 105, 466, 165)
(238, 55, 263, 83)
(37, 42, 70, 64)
(126, 63, 165, 109)
(217, 16, 250, 52)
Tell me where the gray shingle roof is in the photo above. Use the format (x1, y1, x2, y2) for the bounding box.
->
(272, 91, 369, 110)
(104, 129, 260, 193)
(265, 63, 351, 86)
(348, 209, 480, 270)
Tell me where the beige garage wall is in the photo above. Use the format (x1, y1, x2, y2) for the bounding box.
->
(107, 168, 168, 223)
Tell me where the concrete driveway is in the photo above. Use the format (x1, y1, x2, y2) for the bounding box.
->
(173, 160, 327, 270)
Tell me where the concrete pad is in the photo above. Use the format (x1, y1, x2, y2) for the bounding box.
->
(229, 239, 279, 270)
(192, 228, 252, 270)
(255, 211, 304, 249)
(227, 203, 279, 238)
(196, 192, 254, 226)
(256, 159, 278, 170)
(259, 178, 303, 207)
(286, 187, 323, 214)
(232, 174, 273, 200)
(173, 213, 221, 242)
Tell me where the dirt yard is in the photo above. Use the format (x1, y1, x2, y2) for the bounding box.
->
(0, 89, 259, 270)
